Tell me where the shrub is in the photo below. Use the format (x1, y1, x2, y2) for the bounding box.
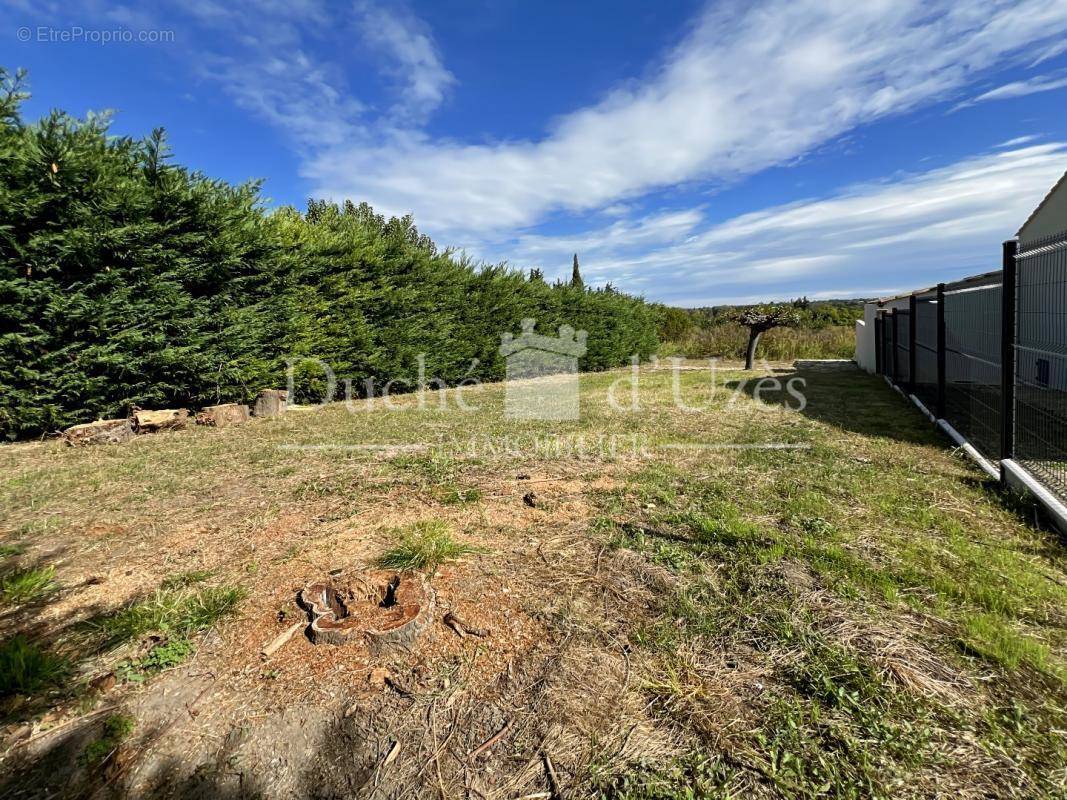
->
(0, 68, 661, 438)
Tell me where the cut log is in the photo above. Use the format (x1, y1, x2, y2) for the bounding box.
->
(253, 389, 288, 418)
(133, 408, 189, 434)
(195, 403, 250, 428)
(62, 418, 133, 447)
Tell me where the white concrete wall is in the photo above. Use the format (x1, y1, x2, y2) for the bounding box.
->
(855, 299, 914, 373)
(854, 303, 879, 373)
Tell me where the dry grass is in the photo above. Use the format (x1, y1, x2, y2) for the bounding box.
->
(0, 363, 1063, 798)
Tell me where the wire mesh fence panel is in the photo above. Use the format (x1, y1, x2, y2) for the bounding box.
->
(943, 278, 1002, 461)
(1014, 231, 1067, 499)
(894, 309, 911, 386)
(914, 293, 938, 411)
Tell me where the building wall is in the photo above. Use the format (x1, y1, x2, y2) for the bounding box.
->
(854, 304, 877, 372)
(855, 298, 910, 373)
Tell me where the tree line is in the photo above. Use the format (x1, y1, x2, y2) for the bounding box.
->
(656, 298, 864, 342)
(0, 69, 659, 439)
(654, 298, 863, 363)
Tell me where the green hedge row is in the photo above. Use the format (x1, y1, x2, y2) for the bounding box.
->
(0, 69, 660, 439)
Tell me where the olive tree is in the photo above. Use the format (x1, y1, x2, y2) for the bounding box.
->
(736, 305, 799, 370)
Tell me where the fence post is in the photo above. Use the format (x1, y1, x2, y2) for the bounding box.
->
(1001, 239, 1018, 467)
(891, 309, 900, 385)
(908, 294, 917, 392)
(936, 283, 946, 419)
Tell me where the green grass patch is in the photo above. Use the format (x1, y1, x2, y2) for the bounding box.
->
(0, 636, 69, 697)
(960, 614, 1059, 677)
(159, 569, 213, 590)
(0, 565, 57, 605)
(615, 453, 1067, 681)
(376, 520, 482, 573)
(592, 754, 739, 799)
(389, 452, 458, 485)
(80, 713, 135, 767)
(89, 584, 245, 649)
(116, 637, 194, 683)
(435, 485, 483, 505)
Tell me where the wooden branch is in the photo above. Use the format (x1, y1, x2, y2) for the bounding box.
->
(261, 621, 304, 659)
(468, 720, 513, 762)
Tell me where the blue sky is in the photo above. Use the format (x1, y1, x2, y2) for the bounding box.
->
(4, 0, 1067, 305)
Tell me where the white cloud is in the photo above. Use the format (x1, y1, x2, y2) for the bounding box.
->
(304, 0, 1067, 239)
(10, 0, 1067, 307)
(5, 0, 447, 147)
(956, 72, 1067, 109)
(354, 1, 455, 121)
(1029, 38, 1067, 68)
(202, 50, 366, 148)
(191, 0, 452, 142)
(20, 0, 1066, 246)
(477, 144, 1067, 305)
(995, 135, 1042, 148)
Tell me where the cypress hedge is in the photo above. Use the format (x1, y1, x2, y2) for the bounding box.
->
(0, 69, 660, 439)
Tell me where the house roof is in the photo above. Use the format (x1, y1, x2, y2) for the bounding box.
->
(1017, 169, 1067, 239)
(869, 171, 1066, 306)
(873, 269, 1001, 304)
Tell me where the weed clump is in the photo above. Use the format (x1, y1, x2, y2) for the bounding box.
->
(0, 565, 57, 605)
(80, 713, 135, 767)
(0, 636, 69, 696)
(116, 637, 194, 683)
(89, 584, 245, 649)
(377, 520, 482, 573)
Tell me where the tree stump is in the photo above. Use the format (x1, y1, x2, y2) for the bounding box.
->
(195, 403, 250, 428)
(253, 389, 288, 418)
(133, 408, 189, 433)
(62, 419, 133, 446)
(298, 572, 435, 653)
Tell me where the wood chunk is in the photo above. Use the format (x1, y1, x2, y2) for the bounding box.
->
(195, 403, 250, 428)
(253, 389, 288, 418)
(444, 611, 488, 638)
(90, 673, 116, 693)
(62, 418, 133, 446)
(133, 408, 189, 433)
(261, 621, 305, 659)
(368, 667, 391, 688)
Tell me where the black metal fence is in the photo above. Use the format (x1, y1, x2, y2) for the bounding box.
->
(913, 291, 938, 414)
(943, 273, 1003, 460)
(874, 235, 1067, 507)
(1014, 230, 1067, 497)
